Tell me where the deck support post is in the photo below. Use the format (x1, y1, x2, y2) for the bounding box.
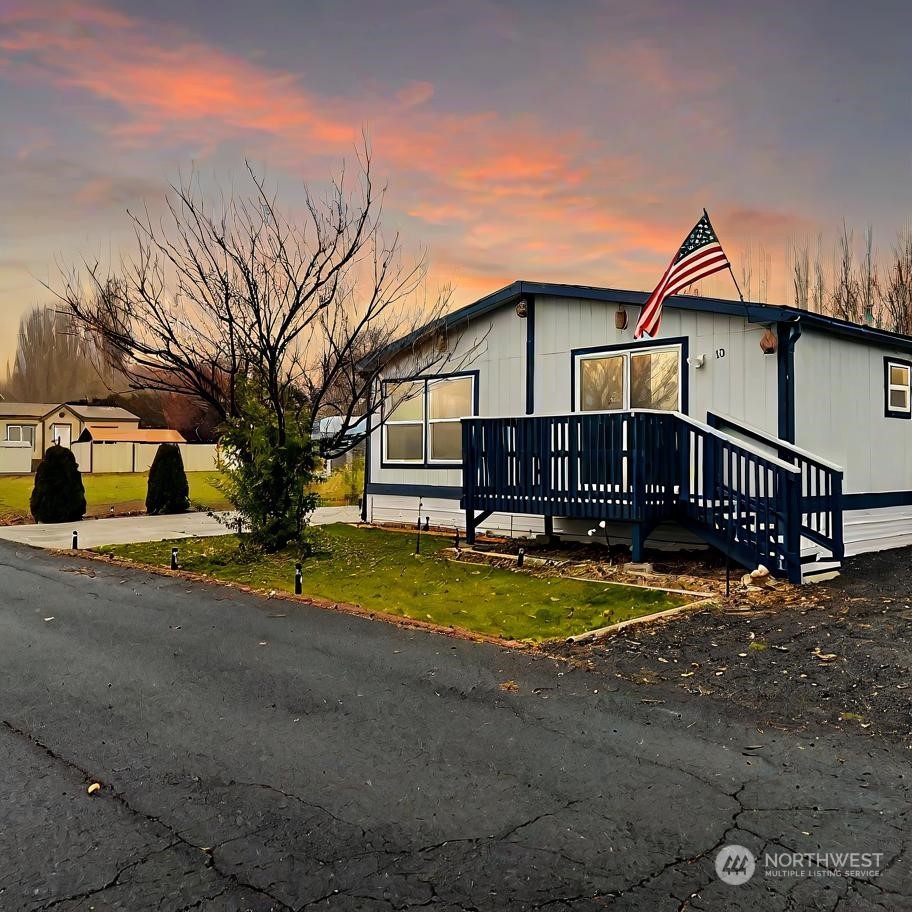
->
(465, 507, 476, 546)
(630, 521, 658, 563)
(543, 514, 556, 545)
(465, 509, 493, 546)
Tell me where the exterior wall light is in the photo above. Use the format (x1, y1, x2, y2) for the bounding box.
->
(759, 328, 778, 354)
(515, 299, 528, 318)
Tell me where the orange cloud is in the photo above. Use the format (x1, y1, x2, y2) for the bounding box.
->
(0, 0, 813, 313)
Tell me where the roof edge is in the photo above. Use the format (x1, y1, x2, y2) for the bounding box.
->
(377, 280, 912, 362)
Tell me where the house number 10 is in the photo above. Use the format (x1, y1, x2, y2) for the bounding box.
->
(715, 348, 726, 359)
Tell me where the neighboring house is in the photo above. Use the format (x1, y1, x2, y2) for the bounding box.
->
(0, 402, 217, 474)
(364, 280, 912, 583)
(44, 404, 141, 450)
(0, 402, 58, 456)
(0, 402, 142, 459)
(312, 415, 367, 475)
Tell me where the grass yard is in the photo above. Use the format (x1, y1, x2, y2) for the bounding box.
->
(0, 467, 358, 524)
(98, 523, 693, 642)
(0, 471, 229, 523)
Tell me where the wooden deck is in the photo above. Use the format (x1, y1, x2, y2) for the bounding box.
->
(461, 410, 844, 583)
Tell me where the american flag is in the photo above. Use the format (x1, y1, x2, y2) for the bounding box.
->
(634, 212, 731, 339)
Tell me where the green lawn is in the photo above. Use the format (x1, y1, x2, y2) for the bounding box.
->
(98, 524, 692, 642)
(0, 467, 357, 523)
(0, 471, 229, 522)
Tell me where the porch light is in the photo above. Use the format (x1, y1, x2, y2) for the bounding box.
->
(515, 299, 528, 318)
(615, 306, 628, 330)
(759, 328, 777, 354)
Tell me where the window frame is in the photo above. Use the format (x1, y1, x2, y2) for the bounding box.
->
(381, 371, 479, 468)
(6, 424, 36, 447)
(884, 357, 912, 419)
(381, 380, 426, 464)
(572, 338, 688, 414)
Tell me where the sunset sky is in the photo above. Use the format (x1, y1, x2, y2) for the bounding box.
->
(2, 0, 911, 359)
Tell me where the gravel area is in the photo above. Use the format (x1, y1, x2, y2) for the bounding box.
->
(546, 546, 912, 745)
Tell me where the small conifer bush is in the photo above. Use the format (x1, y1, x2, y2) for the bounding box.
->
(30, 445, 86, 523)
(145, 443, 190, 515)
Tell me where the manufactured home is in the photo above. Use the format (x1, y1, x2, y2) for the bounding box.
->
(0, 402, 142, 464)
(363, 281, 912, 583)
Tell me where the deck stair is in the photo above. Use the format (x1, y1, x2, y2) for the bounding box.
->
(461, 410, 844, 584)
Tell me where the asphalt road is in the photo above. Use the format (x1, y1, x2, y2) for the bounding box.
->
(0, 542, 908, 911)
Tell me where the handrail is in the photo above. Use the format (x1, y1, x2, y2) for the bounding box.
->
(706, 411, 843, 472)
(464, 409, 802, 474)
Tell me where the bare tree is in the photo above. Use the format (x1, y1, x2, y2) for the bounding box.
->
(1, 305, 119, 403)
(56, 150, 480, 548)
(791, 239, 810, 310)
(740, 242, 754, 302)
(829, 224, 864, 323)
(882, 230, 912, 335)
(57, 151, 473, 454)
(810, 234, 825, 314)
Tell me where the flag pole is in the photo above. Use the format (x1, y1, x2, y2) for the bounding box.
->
(704, 209, 750, 318)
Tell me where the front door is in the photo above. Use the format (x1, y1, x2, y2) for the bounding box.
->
(51, 424, 72, 448)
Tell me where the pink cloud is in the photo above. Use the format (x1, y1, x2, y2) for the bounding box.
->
(0, 1, 814, 311)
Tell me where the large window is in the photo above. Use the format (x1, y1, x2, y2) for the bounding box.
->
(383, 374, 476, 464)
(6, 425, 36, 447)
(576, 345, 681, 412)
(384, 381, 425, 462)
(885, 358, 912, 418)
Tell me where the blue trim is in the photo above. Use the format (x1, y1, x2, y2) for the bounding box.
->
(366, 482, 463, 500)
(525, 295, 535, 415)
(370, 280, 912, 367)
(570, 336, 689, 414)
(844, 491, 912, 509)
(361, 411, 371, 521)
(379, 370, 480, 469)
(883, 356, 912, 419)
(776, 321, 801, 443)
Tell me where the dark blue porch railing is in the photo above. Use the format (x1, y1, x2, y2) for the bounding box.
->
(461, 410, 844, 583)
(706, 412, 845, 561)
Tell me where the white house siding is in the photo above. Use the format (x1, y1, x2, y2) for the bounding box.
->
(795, 329, 912, 494)
(368, 295, 780, 538)
(532, 295, 779, 430)
(368, 303, 525, 523)
(795, 330, 912, 554)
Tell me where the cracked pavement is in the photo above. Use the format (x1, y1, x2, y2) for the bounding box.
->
(0, 542, 909, 910)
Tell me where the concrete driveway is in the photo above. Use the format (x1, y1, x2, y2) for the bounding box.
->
(0, 505, 360, 549)
(0, 542, 908, 909)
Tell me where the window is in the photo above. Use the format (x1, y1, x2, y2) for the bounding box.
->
(382, 374, 476, 464)
(577, 345, 681, 412)
(885, 358, 912, 418)
(6, 425, 36, 446)
(384, 381, 425, 462)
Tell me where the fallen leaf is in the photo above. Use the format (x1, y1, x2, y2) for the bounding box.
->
(87, 782, 101, 795)
(499, 680, 519, 693)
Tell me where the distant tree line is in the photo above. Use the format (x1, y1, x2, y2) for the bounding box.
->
(1, 303, 221, 441)
(789, 225, 912, 333)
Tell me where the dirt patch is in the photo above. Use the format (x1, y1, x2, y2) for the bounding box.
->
(548, 547, 912, 745)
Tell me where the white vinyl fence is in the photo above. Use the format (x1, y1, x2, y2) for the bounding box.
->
(71, 442, 218, 474)
(0, 440, 34, 474)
